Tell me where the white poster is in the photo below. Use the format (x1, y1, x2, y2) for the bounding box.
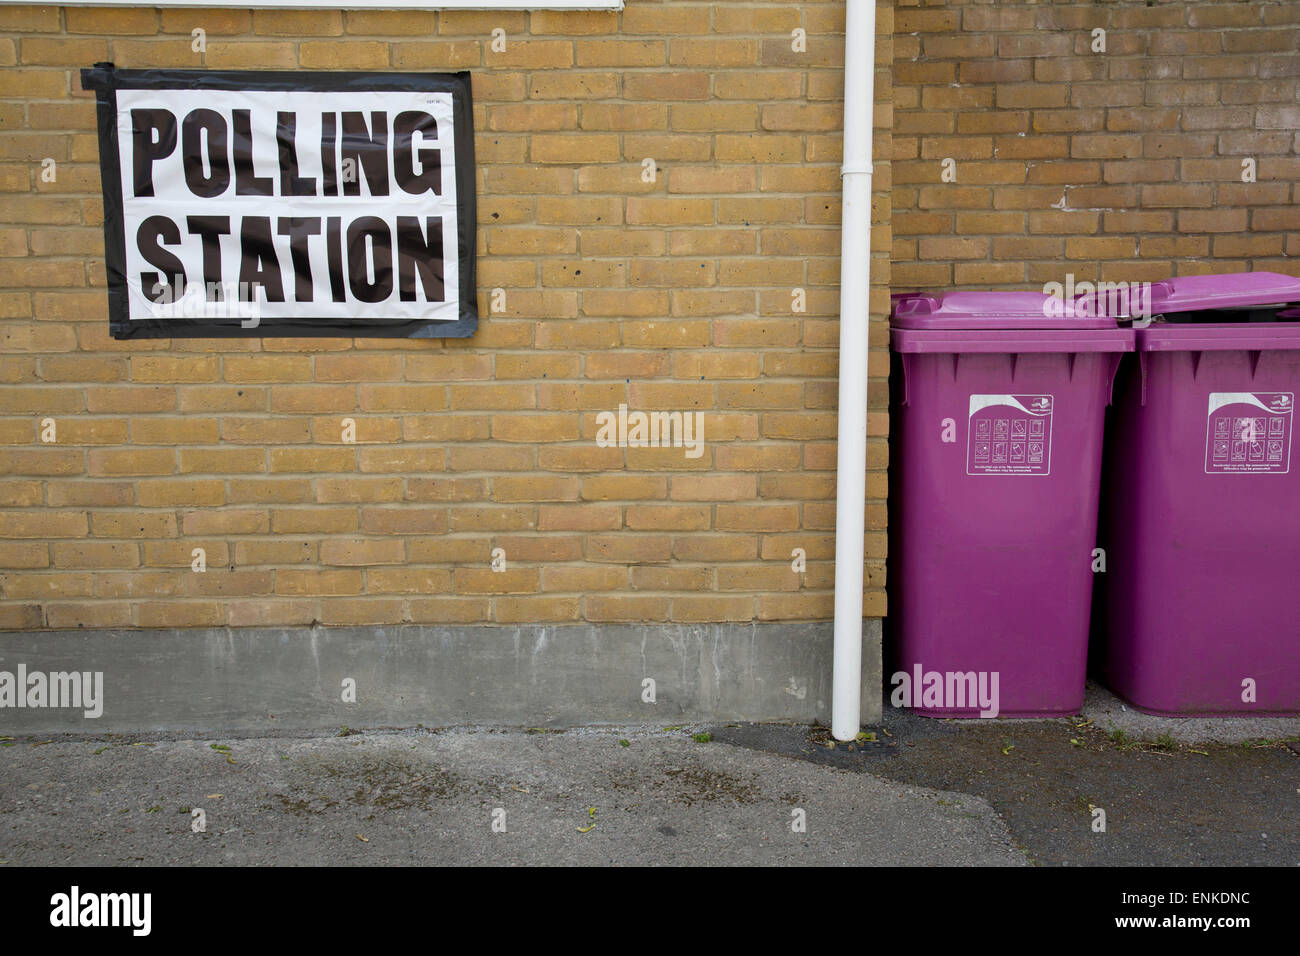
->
(84, 66, 478, 339)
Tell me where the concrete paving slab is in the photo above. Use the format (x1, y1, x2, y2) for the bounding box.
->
(1078, 682, 1300, 745)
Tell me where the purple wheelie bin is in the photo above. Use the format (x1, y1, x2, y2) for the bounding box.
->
(1097, 272, 1300, 716)
(889, 292, 1135, 717)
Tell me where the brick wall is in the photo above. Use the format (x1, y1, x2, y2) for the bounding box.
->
(0, 3, 893, 631)
(893, 0, 1300, 290)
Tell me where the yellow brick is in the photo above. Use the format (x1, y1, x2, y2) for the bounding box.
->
(536, 196, 623, 225)
(448, 384, 535, 410)
(131, 355, 219, 384)
(670, 38, 758, 67)
(621, 5, 712, 36)
(587, 595, 668, 622)
(66, 8, 159, 35)
(276, 569, 363, 596)
(580, 475, 666, 501)
(575, 39, 664, 67)
(669, 166, 758, 194)
(224, 478, 312, 505)
(226, 599, 316, 627)
(52, 541, 139, 570)
(137, 479, 225, 507)
(538, 381, 624, 409)
(92, 512, 178, 539)
(0, 541, 48, 568)
(320, 539, 405, 566)
(268, 447, 356, 474)
(26, 102, 96, 130)
(391, 40, 481, 69)
(4, 74, 67, 110)
(623, 133, 712, 162)
(221, 418, 311, 445)
(537, 504, 620, 531)
(253, 10, 342, 35)
(714, 7, 802, 33)
(368, 568, 453, 594)
(495, 536, 580, 563)
(455, 568, 538, 594)
(628, 259, 716, 288)
(625, 505, 710, 531)
(0, 8, 61, 32)
(316, 477, 403, 503)
(112, 39, 200, 68)
(319, 598, 405, 625)
(45, 603, 129, 628)
(487, 39, 572, 69)
(715, 72, 803, 100)
(86, 448, 174, 476)
(270, 385, 356, 414)
(266, 508, 351, 535)
(181, 508, 269, 536)
(344, 10, 436, 36)
(758, 593, 834, 621)
(160, 10, 250, 35)
(439, 10, 527, 34)
(495, 354, 579, 380)
(136, 602, 224, 627)
(494, 596, 580, 623)
(530, 134, 621, 164)
(716, 134, 805, 163)
(134, 417, 221, 445)
(447, 504, 536, 531)
(626, 198, 714, 226)
(406, 536, 491, 564)
(236, 540, 315, 567)
(671, 596, 755, 623)
(580, 290, 670, 319)
(716, 504, 799, 532)
(490, 103, 578, 135)
(580, 103, 666, 131)
(361, 507, 448, 534)
(358, 446, 446, 474)
(408, 597, 488, 623)
(527, 71, 618, 99)
(586, 535, 671, 563)
(141, 534, 225, 567)
(300, 41, 390, 69)
(20, 37, 108, 66)
(204, 42, 297, 70)
(223, 355, 312, 383)
(494, 476, 580, 502)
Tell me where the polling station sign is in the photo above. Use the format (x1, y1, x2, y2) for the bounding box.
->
(82, 65, 477, 339)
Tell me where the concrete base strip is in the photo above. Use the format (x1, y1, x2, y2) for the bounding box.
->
(0, 622, 884, 733)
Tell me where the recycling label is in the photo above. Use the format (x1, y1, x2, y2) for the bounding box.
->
(967, 394, 1053, 476)
(1205, 392, 1293, 474)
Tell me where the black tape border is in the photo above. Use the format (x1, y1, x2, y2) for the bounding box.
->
(79, 64, 478, 340)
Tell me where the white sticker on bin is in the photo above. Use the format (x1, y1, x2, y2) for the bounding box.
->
(1205, 392, 1292, 474)
(967, 394, 1053, 476)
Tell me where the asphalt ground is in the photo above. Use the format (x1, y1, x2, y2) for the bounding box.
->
(1, 683, 1294, 867)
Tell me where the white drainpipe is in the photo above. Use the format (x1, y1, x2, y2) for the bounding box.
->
(831, 0, 878, 741)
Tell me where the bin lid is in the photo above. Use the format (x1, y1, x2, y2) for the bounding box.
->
(1139, 272, 1300, 316)
(890, 290, 1118, 330)
(893, 327, 1135, 354)
(1137, 323, 1300, 353)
